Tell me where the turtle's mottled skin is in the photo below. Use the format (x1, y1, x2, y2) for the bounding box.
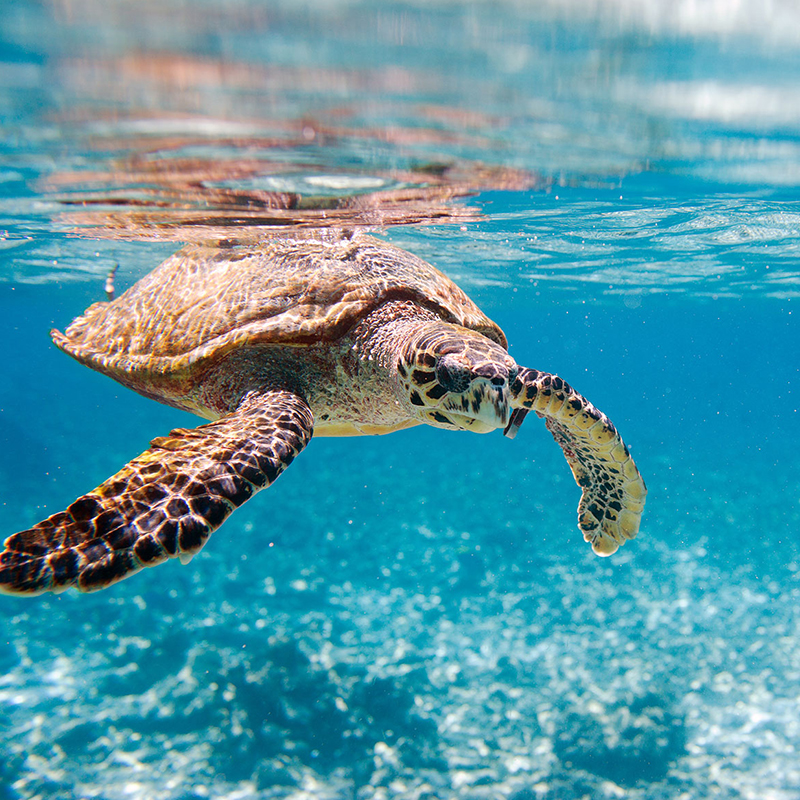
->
(0, 230, 646, 595)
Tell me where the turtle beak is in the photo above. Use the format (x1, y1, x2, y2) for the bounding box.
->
(480, 377, 512, 428)
(443, 376, 511, 432)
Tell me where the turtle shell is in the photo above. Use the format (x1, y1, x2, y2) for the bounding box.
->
(53, 231, 507, 385)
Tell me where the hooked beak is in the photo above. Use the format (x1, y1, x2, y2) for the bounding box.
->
(442, 377, 512, 432)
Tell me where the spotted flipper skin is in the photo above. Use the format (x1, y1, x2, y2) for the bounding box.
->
(0, 391, 313, 595)
(510, 368, 646, 556)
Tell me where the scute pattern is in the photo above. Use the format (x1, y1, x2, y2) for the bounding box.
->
(510, 368, 647, 556)
(52, 231, 506, 388)
(0, 391, 313, 594)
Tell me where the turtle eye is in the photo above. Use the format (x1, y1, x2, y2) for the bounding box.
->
(435, 357, 471, 394)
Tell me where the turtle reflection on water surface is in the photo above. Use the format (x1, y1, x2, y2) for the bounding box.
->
(0, 230, 646, 595)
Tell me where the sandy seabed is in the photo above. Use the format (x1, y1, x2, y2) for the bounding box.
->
(1, 430, 798, 800)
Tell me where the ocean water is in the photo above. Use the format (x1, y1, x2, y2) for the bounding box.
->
(1, 1, 799, 798)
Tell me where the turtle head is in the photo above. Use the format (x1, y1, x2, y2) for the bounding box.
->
(396, 323, 518, 433)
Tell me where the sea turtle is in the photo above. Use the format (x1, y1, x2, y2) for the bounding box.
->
(0, 230, 646, 595)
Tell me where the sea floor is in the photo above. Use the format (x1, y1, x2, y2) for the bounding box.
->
(1, 406, 799, 800)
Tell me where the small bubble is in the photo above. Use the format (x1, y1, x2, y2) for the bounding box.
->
(623, 292, 642, 309)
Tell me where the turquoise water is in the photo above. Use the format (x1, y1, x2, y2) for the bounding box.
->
(1, 2, 799, 798)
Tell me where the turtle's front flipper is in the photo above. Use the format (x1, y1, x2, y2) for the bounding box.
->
(507, 368, 646, 556)
(0, 390, 313, 595)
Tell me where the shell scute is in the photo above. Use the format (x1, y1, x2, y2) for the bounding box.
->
(53, 231, 506, 386)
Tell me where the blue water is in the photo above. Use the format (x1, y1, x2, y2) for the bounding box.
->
(1, 2, 799, 798)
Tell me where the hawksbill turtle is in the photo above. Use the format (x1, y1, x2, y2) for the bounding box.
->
(0, 230, 646, 594)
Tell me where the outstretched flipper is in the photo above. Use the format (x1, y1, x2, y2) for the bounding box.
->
(0, 390, 313, 595)
(506, 368, 646, 556)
